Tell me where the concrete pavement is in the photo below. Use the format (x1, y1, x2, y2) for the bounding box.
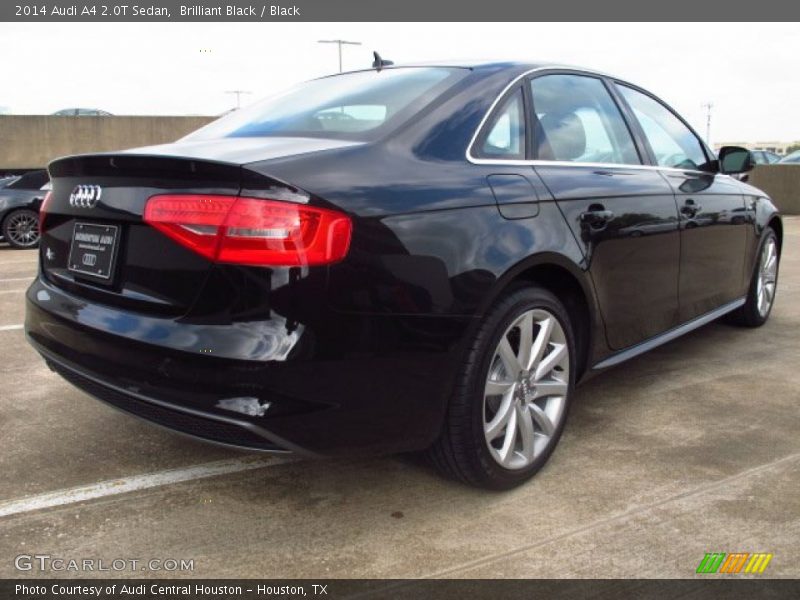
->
(0, 220, 798, 579)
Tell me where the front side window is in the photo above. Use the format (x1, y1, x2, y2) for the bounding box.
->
(529, 74, 639, 165)
(184, 67, 467, 141)
(616, 85, 712, 171)
(477, 89, 525, 159)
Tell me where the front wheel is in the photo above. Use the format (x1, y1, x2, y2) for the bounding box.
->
(429, 286, 575, 489)
(728, 229, 779, 327)
(2, 209, 40, 249)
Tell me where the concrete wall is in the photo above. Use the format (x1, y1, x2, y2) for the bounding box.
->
(0, 115, 215, 170)
(748, 165, 800, 215)
(2, 116, 799, 215)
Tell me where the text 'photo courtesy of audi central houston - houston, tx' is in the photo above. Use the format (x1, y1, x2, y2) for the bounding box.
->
(25, 61, 781, 489)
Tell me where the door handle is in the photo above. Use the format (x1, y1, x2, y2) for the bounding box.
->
(681, 199, 702, 216)
(580, 206, 615, 228)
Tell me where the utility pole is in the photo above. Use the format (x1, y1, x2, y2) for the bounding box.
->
(226, 90, 252, 110)
(317, 39, 362, 73)
(702, 102, 714, 145)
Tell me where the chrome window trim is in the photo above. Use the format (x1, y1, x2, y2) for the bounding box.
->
(471, 158, 721, 178)
(465, 66, 716, 178)
(467, 67, 565, 164)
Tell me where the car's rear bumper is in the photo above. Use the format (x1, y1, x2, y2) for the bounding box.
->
(29, 338, 298, 454)
(25, 276, 473, 456)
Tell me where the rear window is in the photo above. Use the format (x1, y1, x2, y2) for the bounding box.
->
(184, 67, 467, 142)
(8, 170, 49, 190)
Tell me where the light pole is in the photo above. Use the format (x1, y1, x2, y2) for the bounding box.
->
(702, 102, 714, 144)
(317, 39, 362, 73)
(226, 90, 252, 110)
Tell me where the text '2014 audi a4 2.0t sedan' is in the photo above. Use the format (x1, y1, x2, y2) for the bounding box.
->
(26, 61, 781, 489)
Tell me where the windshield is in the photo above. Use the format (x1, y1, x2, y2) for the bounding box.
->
(184, 67, 467, 142)
(780, 150, 800, 163)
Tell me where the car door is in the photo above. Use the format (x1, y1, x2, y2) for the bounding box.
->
(528, 73, 681, 350)
(614, 84, 749, 321)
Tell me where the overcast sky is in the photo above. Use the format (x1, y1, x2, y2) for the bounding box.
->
(1, 22, 798, 144)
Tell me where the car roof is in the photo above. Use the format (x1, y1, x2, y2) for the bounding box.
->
(344, 59, 612, 75)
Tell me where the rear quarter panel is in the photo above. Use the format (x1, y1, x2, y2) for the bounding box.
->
(249, 145, 589, 318)
(0, 189, 43, 222)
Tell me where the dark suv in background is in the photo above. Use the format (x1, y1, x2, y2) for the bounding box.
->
(1, 170, 49, 248)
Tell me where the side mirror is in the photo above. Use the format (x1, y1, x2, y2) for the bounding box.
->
(719, 146, 756, 175)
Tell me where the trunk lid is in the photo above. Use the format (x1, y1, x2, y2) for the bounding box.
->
(42, 154, 256, 316)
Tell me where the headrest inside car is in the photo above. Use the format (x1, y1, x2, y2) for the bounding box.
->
(536, 112, 586, 161)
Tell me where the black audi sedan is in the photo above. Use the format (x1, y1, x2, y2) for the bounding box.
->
(26, 62, 781, 489)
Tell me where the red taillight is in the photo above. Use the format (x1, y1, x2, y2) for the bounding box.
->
(143, 194, 352, 267)
(39, 191, 53, 232)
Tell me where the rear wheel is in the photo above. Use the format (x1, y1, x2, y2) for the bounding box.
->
(430, 286, 575, 489)
(2, 209, 40, 249)
(728, 229, 779, 327)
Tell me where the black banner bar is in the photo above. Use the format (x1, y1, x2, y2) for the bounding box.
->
(4, 579, 800, 600)
(3, 0, 800, 22)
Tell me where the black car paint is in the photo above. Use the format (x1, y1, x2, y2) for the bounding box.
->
(25, 63, 781, 457)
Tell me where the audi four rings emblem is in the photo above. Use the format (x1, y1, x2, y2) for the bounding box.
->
(69, 185, 102, 208)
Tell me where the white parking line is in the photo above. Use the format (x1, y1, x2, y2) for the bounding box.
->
(0, 324, 23, 331)
(0, 456, 293, 519)
(0, 277, 33, 283)
(0, 260, 38, 266)
(0, 289, 25, 294)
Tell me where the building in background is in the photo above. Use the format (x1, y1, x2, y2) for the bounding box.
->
(713, 141, 800, 156)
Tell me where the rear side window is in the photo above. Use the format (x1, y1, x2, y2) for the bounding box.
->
(616, 84, 712, 171)
(529, 75, 640, 165)
(476, 89, 525, 159)
(185, 67, 467, 141)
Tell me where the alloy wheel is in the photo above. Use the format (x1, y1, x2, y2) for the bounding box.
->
(483, 308, 570, 470)
(756, 237, 778, 317)
(5, 211, 40, 248)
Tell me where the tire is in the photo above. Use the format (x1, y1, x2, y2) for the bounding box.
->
(429, 285, 576, 490)
(2, 208, 40, 249)
(727, 228, 779, 327)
